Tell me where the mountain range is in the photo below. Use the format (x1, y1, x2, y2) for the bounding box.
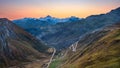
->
(13, 15, 80, 27)
(13, 7, 120, 50)
(0, 7, 120, 68)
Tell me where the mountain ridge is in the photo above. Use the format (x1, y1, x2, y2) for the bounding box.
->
(13, 7, 120, 50)
(50, 22, 120, 68)
(0, 18, 52, 68)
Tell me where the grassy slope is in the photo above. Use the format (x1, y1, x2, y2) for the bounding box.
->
(62, 28, 120, 68)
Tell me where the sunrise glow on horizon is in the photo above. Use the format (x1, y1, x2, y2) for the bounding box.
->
(0, 0, 120, 20)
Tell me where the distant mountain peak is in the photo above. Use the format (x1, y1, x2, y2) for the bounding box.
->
(0, 18, 9, 22)
(46, 15, 52, 18)
(42, 15, 54, 20)
(114, 7, 120, 11)
(109, 7, 120, 14)
(0, 18, 12, 25)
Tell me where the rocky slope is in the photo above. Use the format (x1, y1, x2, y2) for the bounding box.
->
(53, 22, 120, 68)
(0, 18, 52, 68)
(14, 7, 120, 50)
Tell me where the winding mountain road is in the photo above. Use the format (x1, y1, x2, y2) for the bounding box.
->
(46, 48, 56, 68)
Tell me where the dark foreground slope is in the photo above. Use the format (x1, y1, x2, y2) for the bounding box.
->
(52, 23, 120, 68)
(0, 18, 51, 68)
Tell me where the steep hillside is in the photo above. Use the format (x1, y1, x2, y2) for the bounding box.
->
(14, 7, 120, 50)
(0, 18, 51, 68)
(56, 23, 120, 68)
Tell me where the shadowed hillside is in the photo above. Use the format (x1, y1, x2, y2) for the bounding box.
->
(0, 18, 51, 68)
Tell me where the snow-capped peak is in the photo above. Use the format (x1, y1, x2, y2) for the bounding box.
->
(13, 15, 81, 25)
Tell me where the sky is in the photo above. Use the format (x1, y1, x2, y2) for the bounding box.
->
(0, 0, 120, 20)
